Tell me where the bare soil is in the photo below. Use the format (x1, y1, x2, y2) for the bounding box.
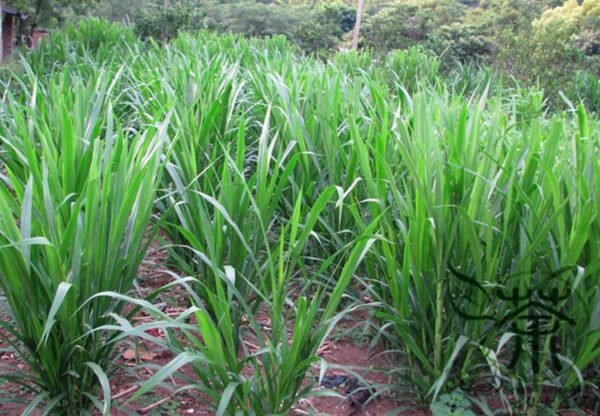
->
(0, 236, 421, 416)
(1, 236, 596, 415)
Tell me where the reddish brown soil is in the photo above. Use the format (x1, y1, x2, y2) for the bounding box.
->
(1, 236, 596, 415)
(0, 237, 416, 415)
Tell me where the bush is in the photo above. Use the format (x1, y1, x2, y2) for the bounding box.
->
(202, 1, 301, 38)
(135, 4, 204, 41)
(360, 0, 467, 53)
(492, 30, 588, 109)
(293, 2, 356, 54)
(429, 23, 493, 65)
(573, 19, 600, 55)
(572, 69, 600, 113)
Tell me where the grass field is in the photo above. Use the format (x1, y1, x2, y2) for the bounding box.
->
(0, 19, 599, 415)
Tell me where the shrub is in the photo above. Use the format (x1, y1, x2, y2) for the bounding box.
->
(360, 0, 467, 53)
(135, 4, 204, 41)
(429, 23, 493, 65)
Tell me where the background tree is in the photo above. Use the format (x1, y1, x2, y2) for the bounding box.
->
(3, 0, 96, 30)
(538, 0, 599, 55)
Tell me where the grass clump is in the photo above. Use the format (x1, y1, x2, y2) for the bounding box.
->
(0, 18, 598, 415)
(0, 64, 166, 414)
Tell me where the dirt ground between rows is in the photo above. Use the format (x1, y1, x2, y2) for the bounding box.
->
(0, 236, 428, 416)
(1, 237, 597, 415)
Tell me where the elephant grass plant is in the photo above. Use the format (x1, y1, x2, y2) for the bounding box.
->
(0, 66, 167, 414)
(353, 90, 600, 412)
(127, 182, 380, 415)
(0, 20, 598, 415)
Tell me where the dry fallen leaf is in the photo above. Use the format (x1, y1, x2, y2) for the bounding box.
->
(122, 349, 157, 361)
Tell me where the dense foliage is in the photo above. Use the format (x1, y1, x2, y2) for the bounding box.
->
(0, 19, 598, 415)
(5, 1, 599, 111)
(73, 0, 598, 112)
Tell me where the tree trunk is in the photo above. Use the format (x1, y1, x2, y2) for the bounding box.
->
(352, 0, 365, 50)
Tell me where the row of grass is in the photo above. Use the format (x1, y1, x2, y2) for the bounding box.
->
(0, 19, 598, 415)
